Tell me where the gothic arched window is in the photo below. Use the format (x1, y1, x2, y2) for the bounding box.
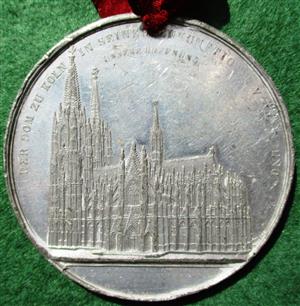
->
(126, 180, 139, 208)
(124, 225, 138, 251)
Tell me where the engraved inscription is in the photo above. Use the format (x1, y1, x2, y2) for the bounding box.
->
(19, 149, 29, 175)
(255, 87, 282, 192)
(18, 116, 34, 175)
(30, 94, 44, 112)
(21, 115, 34, 142)
(41, 62, 67, 92)
(95, 27, 235, 67)
(78, 43, 94, 57)
(47, 50, 252, 262)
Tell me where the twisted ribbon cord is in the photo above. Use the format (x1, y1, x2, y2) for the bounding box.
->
(93, 0, 186, 34)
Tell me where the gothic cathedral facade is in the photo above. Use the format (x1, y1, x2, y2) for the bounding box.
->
(48, 51, 252, 255)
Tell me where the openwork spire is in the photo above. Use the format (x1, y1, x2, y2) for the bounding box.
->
(152, 101, 160, 129)
(63, 47, 81, 108)
(150, 101, 163, 167)
(90, 67, 101, 121)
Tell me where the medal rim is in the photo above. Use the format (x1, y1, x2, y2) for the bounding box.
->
(3, 13, 295, 302)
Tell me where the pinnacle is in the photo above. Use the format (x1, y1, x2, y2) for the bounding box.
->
(92, 67, 99, 79)
(141, 145, 147, 161)
(68, 46, 76, 55)
(131, 141, 137, 151)
(120, 148, 125, 160)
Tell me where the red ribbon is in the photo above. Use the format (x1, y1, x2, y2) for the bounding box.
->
(92, 0, 132, 18)
(92, 0, 186, 34)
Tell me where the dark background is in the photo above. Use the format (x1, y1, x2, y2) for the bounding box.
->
(1, 0, 299, 305)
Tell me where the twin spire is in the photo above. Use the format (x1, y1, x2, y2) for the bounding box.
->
(63, 48, 102, 123)
(64, 47, 163, 165)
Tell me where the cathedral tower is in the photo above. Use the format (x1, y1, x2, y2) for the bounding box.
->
(48, 48, 85, 247)
(90, 68, 113, 169)
(150, 102, 164, 168)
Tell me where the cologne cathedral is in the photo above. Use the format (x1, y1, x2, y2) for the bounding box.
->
(48, 51, 252, 255)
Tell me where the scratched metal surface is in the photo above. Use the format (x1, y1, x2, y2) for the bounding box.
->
(4, 14, 294, 301)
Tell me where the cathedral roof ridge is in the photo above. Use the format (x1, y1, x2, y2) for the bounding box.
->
(164, 152, 213, 164)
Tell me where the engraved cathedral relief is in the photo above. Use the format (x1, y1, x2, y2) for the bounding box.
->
(48, 51, 252, 258)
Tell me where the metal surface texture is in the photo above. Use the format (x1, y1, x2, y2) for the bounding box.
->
(4, 14, 294, 301)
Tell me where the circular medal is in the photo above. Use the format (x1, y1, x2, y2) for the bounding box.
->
(4, 15, 294, 301)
